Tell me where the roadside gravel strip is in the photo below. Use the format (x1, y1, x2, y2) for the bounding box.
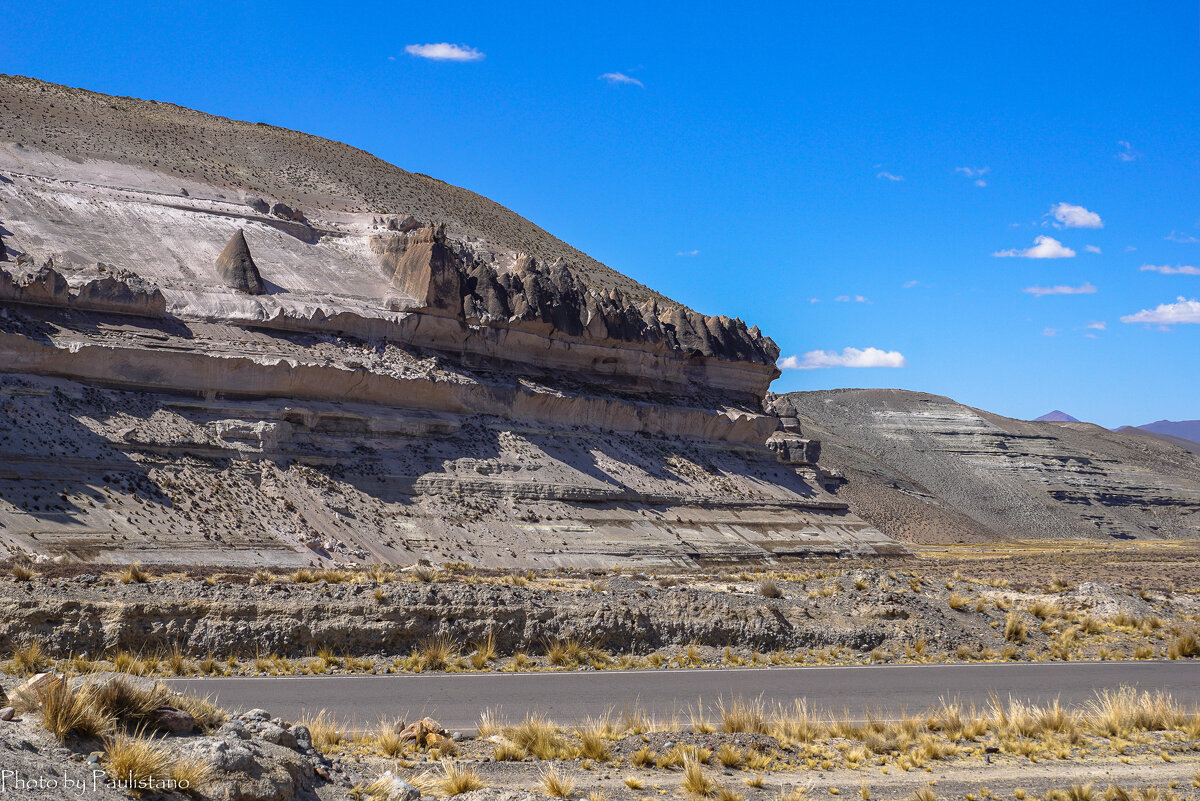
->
(164, 660, 1200, 731)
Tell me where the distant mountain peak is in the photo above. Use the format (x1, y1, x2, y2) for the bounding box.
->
(1035, 410, 1080, 422)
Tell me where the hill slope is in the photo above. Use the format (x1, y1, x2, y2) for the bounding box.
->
(780, 389, 1200, 544)
(0, 75, 657, 301)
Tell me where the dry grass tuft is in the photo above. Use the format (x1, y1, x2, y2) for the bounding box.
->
(1167, 630, 1199, 659)
(103, 729, 170, 794)
(40, 681, 115, 741)
(682, 754, 716, 798)
(1005, 612, 1028, 644)
(719, 696, 769, 734)
(8, 640, 50, 676)
(119, 563, 150, 584)
(758, 579, 782, 598)
(540, 765, 576, 798)
(10, 563, 35, 581)
(439, 761, 485, 796)
(505, 713, 566, 760)
(300, 710, 345, 751)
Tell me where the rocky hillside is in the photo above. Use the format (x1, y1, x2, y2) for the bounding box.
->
(775, 389, 1200, 544)
(0, 76, 898, 567)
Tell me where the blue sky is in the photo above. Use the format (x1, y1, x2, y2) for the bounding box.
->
(4, 1, 1199, 426)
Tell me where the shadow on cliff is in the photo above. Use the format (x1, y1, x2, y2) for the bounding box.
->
(325, 420, 822, 510)
(0, 377, 174, 533)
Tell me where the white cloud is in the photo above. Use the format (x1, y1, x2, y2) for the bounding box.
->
(1042, 328, 1058, 337)
(1086, 321, 1107, 330)
(1140, 264, 1200, 275)
(599, 72, 644, 88)
(1084, 245, 1102, 254)
(1121, 297, 1200, 326)
(1022, 282, 1097, 297)
(1165, 231, 1200, 243)
(778, 347, 907, 370)
(1050, 202, 1103, 229)
(675, 249, 699, 257)
(404, 43, 485, 61)
(876, 171, 904, 181)
(956, 166, 989, 186)
(1116, 141, 1140, 162)
(809, 298, 820, 304)
(834, 295, 870, 303)
(902, 280, 920, 288)
(994, 236, 1076, 259)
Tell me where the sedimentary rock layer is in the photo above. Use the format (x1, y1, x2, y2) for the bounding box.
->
(781, 389, 1200, 543)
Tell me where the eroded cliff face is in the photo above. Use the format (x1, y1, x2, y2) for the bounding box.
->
(0, 77, 898, 567)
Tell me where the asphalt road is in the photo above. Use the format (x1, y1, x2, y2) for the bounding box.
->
(164, 661, 1200, 732)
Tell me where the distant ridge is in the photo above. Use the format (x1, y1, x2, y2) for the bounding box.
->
(1035, 410, 1079, 422)
(1114, 420, 1200, 453)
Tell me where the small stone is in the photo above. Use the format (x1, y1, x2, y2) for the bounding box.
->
(216, 719, 251, 740)
(0, 707, 15, 721)
(451, 731, 465, 742)
(243, 708, 271, 721)
(259, 722, 297, 749)
(292, 724, 313, 751)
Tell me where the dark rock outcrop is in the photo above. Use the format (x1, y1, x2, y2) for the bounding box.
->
(372, 225, 462, 318)
(215, 230, 266, 295)
(245, 197, 270, 214)
(373, 225, 780, 366)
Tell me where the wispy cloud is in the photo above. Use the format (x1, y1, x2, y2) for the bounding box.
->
(1049, 202, 1103, 229)
(902, 280, 921, 288)
(1140, 264, 1200, 275)
(599, 72, 644, 88)
(876, 171, 904, 182)
(1042, 328, 1057, 336)
(1084, 245, 1102, 254)
(1086, 321, 1107, 331)
(994, 235, 1076, 259)
(778, 347, 907, 370)
(1023, 282, 1097, 297)
(1121, 297, 1200, 326)
(404, 43, 484, 61)
(675, 249, 699, 257)
(1116, 140, 1140, 162)
(1165, 231, 1200, 243)
(834, 295, 870, 303)
(956, 166, 989, 187)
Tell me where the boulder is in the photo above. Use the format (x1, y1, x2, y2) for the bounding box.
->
(215, 229, 266, 295)
(246, 197, 270, 214)
(386, 215, 420, 232)
(13, 672, 63, 705)
(258, 722, 297, 749)
(0, 707, 14, 722)
(372, 771, 420, 801)
(270, 202, 294, 220)
(153, 706, 197, 734)
(398, 716, 446, 744)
